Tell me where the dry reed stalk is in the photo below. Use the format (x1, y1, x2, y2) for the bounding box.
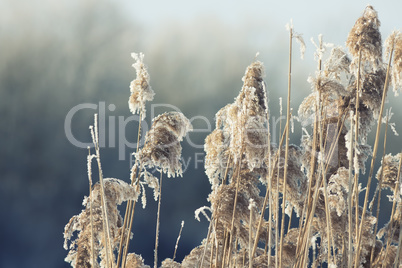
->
(117, 193, 131, 267)
(120, 51, 154, 268)
(248, 199, 255, 268)
(154, 172, 163, 268)
(381, 153, 402, 267)
(318, 111, 349, 266)
(64, 145, 139, 268)
(315, 88, 338, 265)
(199, 154, 232, 268)
(275, 98, 283, 268)
(209, 236, 214, 268)
(199, 219, 213, 268)
(287, 208, 293, 233)
(279, 23, 293, 268)
(295, 40, 338, 266)
(266, 98, 273, 267)
(172, 221, 184, 262)
(395, 202, 402, 267)
(294, 112, 318, 266)
(121, 157, 141, 268)
(250, 118, 289, 262)
(221, 229, 229, 268)
(354, 37, 394, 266)
(215, 223, 220, 268)
(87, 149, 96, 267)
(295, 85, 337, 265)
(297, 108, 347, 267)
(347, 113, 354, 268)
(317, 107, 334, 265)
(227, 159, 244, 267)
(275, 155, 280, 268)
(90, 115, 114, 267)
(353, 50, 362, 260)
(369, 114, 389, 265)
(135, 111, 191, 266)
(300, 166, 326, 267)
(118, 165, 138, 267)
(250, 120, 288, 264)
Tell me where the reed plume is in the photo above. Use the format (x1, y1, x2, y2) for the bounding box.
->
(63, 179, 138, 268)
(128, 52, 155, 119)
(64, 5, 402, 267)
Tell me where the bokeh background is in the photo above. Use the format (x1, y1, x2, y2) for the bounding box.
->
(1, 0, 401, 267)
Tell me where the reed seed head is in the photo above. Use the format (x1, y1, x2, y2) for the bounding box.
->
(385, 31, 402, 95)
(346, 5, 382, 73)
(324, 46, 351, 79)
(126, 253, 150, 268)
(64, 179, 138, 268)
(129, 53, 155, 120)
(136, 112, 192, 178)
(235, 60, 268, 119)
(376, 153, 402, 191)
(204, 128, 229, 189)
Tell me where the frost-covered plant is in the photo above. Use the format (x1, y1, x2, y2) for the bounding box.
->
(64, 5, 402, 268)
(64, 178, 138, 268)
(136, 111, 193, 179)
(128, 53, 155, 120)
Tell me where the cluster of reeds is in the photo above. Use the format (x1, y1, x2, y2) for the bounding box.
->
(64, 6, 402, 267)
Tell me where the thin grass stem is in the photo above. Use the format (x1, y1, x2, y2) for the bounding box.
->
(172, 221, 184, 262)
(250, 120, 288, 261)
(279, 23, 293, 268)
(369, 115, 389, 265)
(87, 149, 96, 268)
(348, 112, 354, 268)
(355, 41, 394, 267)
(154, 172, 163, 268)
(90, 114, 114, 267)
(381, 152, 402, 268)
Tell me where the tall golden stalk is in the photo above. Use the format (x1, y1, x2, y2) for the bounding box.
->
(87, 149, 96, 267)
(279, 23, 293, 268)
(369, 113, 389, 265)
(90, 114, 114, 267)
(381, 153, 402, 268)
(154, 172, 163, 268)
(119, 112, 143, 268)
(355, 40, 394, 267)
